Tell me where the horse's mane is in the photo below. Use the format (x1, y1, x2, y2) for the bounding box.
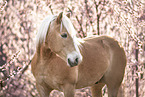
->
(36, 14, 77, 47)
(61, 15, 77, 37)
(36, 15, 56, 47)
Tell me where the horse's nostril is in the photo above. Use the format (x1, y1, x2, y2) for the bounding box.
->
(75, 58, 78, 64)
(68, 58, 71, 66)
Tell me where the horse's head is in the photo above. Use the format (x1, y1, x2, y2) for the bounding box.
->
(36, 12, 82, 67)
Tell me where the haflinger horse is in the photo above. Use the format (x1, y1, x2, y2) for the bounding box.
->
(31, 12, 126, 97)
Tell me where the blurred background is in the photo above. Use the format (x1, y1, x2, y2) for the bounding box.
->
(0, 0, 145, 97)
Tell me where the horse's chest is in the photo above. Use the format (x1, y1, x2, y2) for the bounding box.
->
(34, 58, 78, 91)
(36, 64, 64, 90)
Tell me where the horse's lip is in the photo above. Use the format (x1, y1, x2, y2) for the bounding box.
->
(70, 63, 78, 67)
(69, 64, 73, 67)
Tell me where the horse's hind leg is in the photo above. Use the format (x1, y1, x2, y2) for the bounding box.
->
(91, 83, 105, 97)
(103, 70, 124, 97)
(107, 84, 120, 97)
(36, 83, 53, 97)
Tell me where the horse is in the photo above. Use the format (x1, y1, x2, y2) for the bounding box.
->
(31, 12, 126, 97)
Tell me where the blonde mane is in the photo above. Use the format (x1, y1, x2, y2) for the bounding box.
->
(62, 15, 77, 37)
(36, 15, 56, 47)
(36, 14, 78, 47)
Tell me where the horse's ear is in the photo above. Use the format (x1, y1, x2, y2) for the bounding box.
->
(66, 12, 71, 18)
(56, 12, 63, 24)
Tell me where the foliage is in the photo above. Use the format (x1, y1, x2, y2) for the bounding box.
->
(0, 0, 145, 97)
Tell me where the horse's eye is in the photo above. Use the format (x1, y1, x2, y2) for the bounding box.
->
(61, 33, 67, 38)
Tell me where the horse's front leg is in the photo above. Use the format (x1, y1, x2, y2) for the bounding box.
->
(36, 83, 53, 97)
(63, 83, 75, 97)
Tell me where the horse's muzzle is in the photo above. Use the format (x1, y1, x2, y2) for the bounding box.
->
(68, 58, 78, 67)
(67, 51, 82, 67)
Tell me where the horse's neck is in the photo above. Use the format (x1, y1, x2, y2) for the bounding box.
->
(37, 44, 54, 60)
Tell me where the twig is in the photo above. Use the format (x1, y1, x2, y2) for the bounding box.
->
(49, 5, 54, 15)
(93, 0, 102, 35)
(18, 60, 32, 80)
(76, 16, 86, 37)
